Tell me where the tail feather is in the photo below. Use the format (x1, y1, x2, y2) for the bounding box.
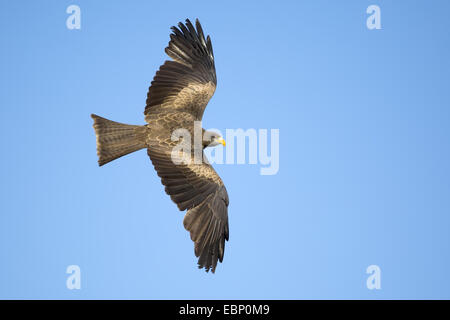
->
(91, 114, 147, 166)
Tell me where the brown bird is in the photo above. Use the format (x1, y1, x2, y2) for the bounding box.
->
(91, 19, 229, 273)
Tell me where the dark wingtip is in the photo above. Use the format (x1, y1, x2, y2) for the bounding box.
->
(198, 263, 214, 274)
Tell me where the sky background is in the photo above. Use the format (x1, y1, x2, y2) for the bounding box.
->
(1, 0, 450, 299)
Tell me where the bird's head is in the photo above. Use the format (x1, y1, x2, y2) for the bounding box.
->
(203, 130, 226, 148)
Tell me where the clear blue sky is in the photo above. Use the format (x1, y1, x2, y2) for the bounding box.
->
(1, 0, 449, 299)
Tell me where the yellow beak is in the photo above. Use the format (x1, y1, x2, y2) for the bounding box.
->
(217, 137, 226, 146)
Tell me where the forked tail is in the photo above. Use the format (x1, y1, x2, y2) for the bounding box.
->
(91, 114, 147, 166)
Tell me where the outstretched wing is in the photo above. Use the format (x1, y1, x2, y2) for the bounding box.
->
(144, 19, 217, 122)
(147, 145, 229, 273)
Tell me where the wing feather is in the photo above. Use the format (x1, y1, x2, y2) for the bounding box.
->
(144, 19, 216, 122)
(147, 146, 229, 273)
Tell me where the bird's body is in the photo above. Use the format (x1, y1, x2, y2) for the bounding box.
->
(91, 19, 229, 273)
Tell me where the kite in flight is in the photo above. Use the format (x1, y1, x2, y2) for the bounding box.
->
(91, 19, 229, 273)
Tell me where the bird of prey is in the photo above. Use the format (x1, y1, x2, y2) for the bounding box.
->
(91, 19, 229, 273)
